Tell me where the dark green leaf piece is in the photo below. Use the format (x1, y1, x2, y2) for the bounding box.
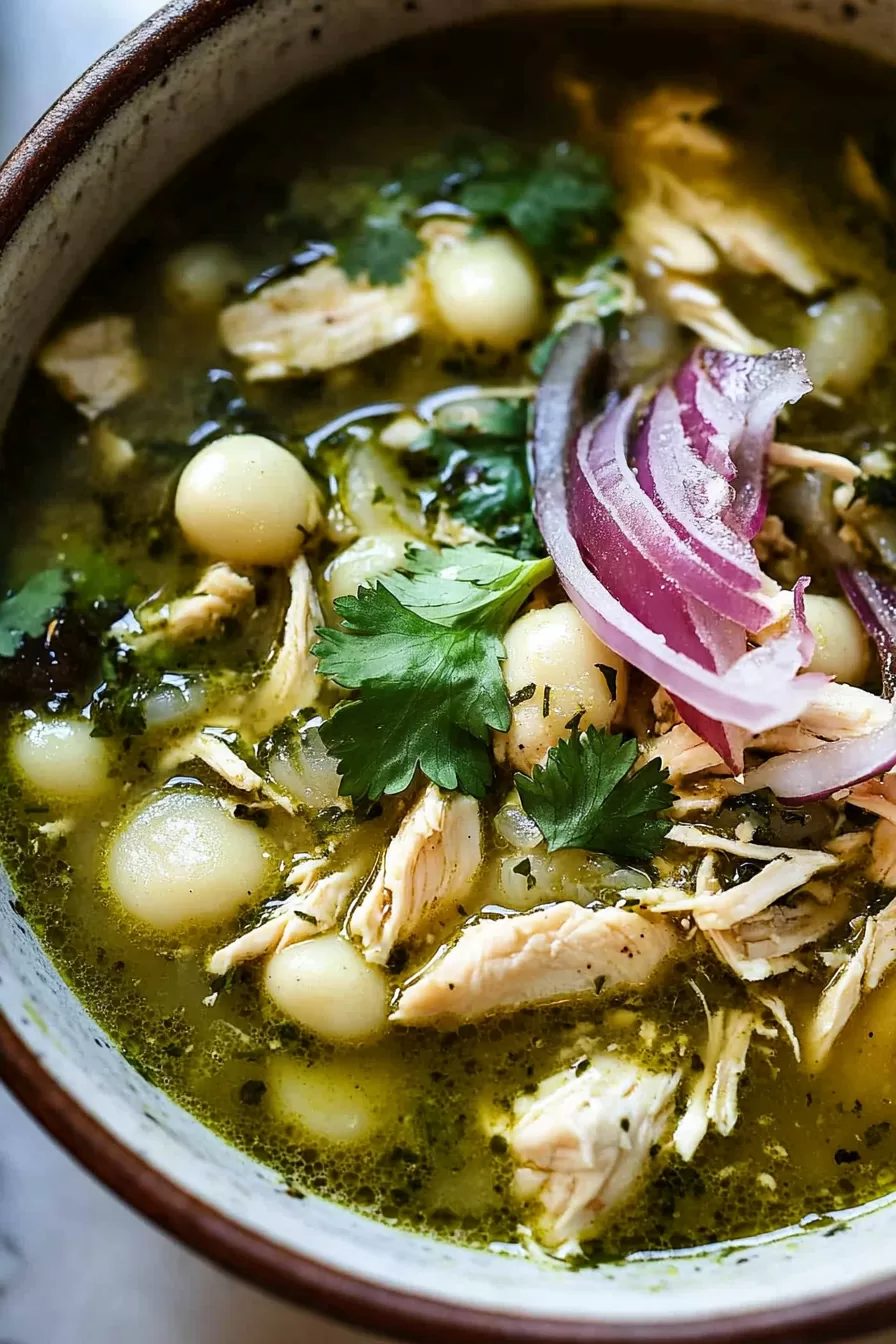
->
(516, 726, 676, 861)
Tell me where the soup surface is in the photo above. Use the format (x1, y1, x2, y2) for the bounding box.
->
(6, 9, 896, 1264)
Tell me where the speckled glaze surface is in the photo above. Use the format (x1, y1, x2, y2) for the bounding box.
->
(2, 2, 896, 1340)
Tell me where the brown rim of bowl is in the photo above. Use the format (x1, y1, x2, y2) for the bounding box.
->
(0, 2, 895, 1341)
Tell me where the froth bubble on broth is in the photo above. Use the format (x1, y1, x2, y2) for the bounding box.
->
(7, 8, 896, 1263)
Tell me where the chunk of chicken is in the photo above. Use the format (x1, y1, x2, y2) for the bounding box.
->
(658, 173, 831, 295)
(673, 1007, 760, 1161)
(219, 260, 425, 380)
(208, 859, 362, 976)
(350, 786, 481, 965)
(510, 1052, 680, 1249)
(706, 883, 844, 982)
(642, 723, 726, 784)
(753, 683, 890, 754)
(850, 774, 896, 830)
(392, 905, 677, 1025)
(767, 441, 860, 486)
(244, 556, 323, 737)
(632, 847, 838, 930)
(692, 854, 828, 982)
(648, 274, 770, 356)
(161, 727, 295, 814)
(139, 564, 254, 644)
(622, 87, 732, 162)
(870, 818, 896, 885)
(806, 897, 896, 1069)
(38, 316, 147, 418)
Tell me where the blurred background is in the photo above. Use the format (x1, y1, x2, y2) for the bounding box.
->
(0, 3, 379, 1341)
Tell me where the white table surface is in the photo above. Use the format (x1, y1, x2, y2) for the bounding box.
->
(0, 5, 895, 1342)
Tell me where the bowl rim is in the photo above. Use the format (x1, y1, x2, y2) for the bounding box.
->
(1, 2, 896, 1340)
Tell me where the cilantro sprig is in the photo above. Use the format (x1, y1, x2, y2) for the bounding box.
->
(410, 398, 543, 557)
(340, 217, 424, 287)
(314, 545, 552, 799)
(309, 135, 615, 286)
(516, 727, 675, 861)
(0, 568, 69, 657)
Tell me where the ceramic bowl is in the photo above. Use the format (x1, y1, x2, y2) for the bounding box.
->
(2, 2, 896, 1340)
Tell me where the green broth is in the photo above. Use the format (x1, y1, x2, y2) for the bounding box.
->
(3, 7, 896, 1263)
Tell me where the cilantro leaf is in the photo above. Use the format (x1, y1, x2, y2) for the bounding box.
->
(314, 546, 552, 799)
(379, 545, 551, 627)
(516, 727, 676, 861)
(0, 568, 69, 658)
(459, 143, 614, 266)
(410, 398, 543, 557)
(340, 217, 424, 286)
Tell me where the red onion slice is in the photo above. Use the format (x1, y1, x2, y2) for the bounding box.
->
(838, 567, 896, 695)
(572, 394, 775, 631)
(632, 379, 765, 599)
(699, 348, 812, 539)
(532, 325, 827, 735)
(742, 718, 896, 803)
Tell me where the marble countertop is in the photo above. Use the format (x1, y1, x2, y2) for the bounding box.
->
(0, 5, 894, 1342)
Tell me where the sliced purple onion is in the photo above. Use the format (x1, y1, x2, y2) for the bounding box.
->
(572, 394, 775, 632)
(532, 325, 826, 742)
(632, 376, 766, 600)
(699, 348, 812, 539)
(838, 567, 896, 696)
(742, 718, 896, 803)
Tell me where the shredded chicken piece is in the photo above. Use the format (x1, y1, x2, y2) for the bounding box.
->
(693, 854, 827, 983)
(89, 421, 136, 483)
(753, 683, 891, 754)
(843, 137, 892, 217)
(350, 786, 481, 965)
(666, 823, 837, 864)
(704, 882, 843, 982)
(208, 862, 361, 975)
(509, 1052, 680, 1249)
(625, 198, 719, 274)
(753, 514, 798, 567)
(850, 774, 896, 830)
(162, 727, 294, 814)
(807, 896, 896, 1067)
(807, 919, 876, 1070)
(674, 1007, 760, 1160)
(392, 905, 677, 1025)
(172, 730, 264, 793)
(870, 818, 896, 885)
(244, 556, 323, 737)
(767, 441, 861, 485)
(642, 724, 725, 783)
(753, 992, 801, 1062)
(641, 850, 838, 930)
(219, 260, 425, 380)
(651, 274, 771, 355)
(866, 898, 896, 991)
(38, 316, 147, 418)
(141, 564, 255, 643)
(827, 830, 871, 859)
(623, 87, 732, 161)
